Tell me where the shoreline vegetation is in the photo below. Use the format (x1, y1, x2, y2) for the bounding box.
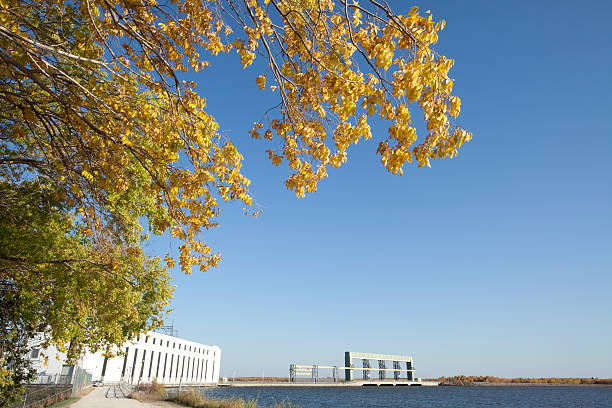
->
(130, 381, 298, 408)
(436, 376, 612, 387)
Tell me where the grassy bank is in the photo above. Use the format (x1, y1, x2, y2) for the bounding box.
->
(48, 397, 80, 407)
(47, 386, 95, 407)
(130, 381, 298, 408)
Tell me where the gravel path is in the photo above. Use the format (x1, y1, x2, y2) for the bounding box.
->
(70, 385, 177, 407)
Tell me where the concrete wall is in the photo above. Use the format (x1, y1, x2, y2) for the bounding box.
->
(30, 331, 221, 386)
(29, 343, 66, 381)
(104, 331, 221, 385)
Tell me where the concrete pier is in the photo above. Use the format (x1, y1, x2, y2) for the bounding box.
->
(220, 380, 439, 387)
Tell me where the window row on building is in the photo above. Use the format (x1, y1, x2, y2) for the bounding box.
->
(138, 334, 215, 356)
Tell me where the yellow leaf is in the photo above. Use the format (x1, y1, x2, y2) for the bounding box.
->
(255, 75, 266, 90)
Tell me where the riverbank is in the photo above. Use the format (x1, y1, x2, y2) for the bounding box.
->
(132, 382, 297, 408)
(65, 385, 280, 408)
(472, 382, 612, 387)
(436, 376, 612, 387)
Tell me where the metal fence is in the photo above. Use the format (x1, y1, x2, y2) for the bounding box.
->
(71, 366, 92, 396)
(6, 386, 72, 408)
(8, 367, 92, 408)
(118, 381, 134, 396)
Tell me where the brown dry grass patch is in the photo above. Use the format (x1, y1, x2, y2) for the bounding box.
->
(129, 381, 297, 408)
(129, 380, 167, 401)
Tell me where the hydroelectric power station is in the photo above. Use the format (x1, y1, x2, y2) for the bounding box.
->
(288, 351, 437, 386)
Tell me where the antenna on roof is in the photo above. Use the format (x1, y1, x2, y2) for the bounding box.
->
(154, 320, 178, 337)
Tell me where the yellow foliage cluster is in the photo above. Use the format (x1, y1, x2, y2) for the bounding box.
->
(0, 0, 470, 274)
(238, 1, 472, 194)
(1, 0, 253, 275)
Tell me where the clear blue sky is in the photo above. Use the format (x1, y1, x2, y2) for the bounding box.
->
(149, 0, 612, 378)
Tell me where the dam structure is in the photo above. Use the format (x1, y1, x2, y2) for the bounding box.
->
(344, 352, 414, 382)
(282, 351, 438, 386)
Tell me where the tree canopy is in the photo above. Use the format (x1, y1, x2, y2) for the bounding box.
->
(0, 0, 470, 396)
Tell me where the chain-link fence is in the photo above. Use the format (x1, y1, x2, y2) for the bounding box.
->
(8, 367, 92, 408)
(6, 385, 72, 408)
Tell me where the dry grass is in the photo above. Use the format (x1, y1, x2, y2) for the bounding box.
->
(129, 381, 298, 408)
(172, 389, 256, 408)
(129, 380, 167, 401)
(171, 389, 297, 408)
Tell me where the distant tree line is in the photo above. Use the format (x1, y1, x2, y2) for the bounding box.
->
(437, 376, 612, 386)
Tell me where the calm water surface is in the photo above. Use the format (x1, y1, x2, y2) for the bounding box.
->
(193, 385, 612, 408)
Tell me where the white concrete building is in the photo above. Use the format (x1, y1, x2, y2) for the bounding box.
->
(30, 331, 221, 385)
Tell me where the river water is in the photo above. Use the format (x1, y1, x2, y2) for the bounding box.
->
(194, 385, 612, 407)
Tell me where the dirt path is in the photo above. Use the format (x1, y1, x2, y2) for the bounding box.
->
(70, 385, 177, 407)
